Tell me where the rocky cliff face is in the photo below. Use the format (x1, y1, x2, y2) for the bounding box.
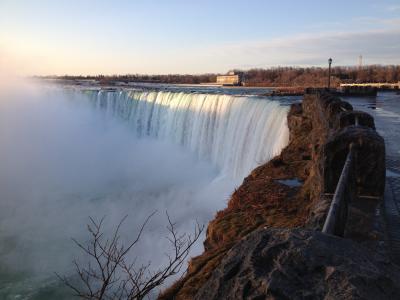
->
(194, 228, 400, 300)
(160, 91, 389, 300)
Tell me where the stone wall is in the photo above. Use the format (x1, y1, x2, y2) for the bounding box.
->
(303, 91, 385, 239)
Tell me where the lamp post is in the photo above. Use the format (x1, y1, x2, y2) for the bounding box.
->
(328, 58, 332, 90)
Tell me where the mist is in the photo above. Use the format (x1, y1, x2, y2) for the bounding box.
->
(0, 82, 234, 298)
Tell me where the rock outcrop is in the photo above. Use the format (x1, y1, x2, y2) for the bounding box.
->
(194, 228, 400, 300)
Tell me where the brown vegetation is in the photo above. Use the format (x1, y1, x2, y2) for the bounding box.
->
(42, 65, 400, 87)
(237, 65, 400, 87)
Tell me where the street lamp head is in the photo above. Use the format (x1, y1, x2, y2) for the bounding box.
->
(328, 58, 333, 64)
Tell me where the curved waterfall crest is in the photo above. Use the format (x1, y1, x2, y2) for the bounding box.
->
(86, 89, 289, 179)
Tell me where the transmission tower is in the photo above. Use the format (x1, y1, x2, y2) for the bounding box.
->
(358, 55, 363, 69)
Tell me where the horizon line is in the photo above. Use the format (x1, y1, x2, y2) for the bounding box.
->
(28, 63, 400, 78)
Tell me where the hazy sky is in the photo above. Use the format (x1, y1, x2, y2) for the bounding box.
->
(1, 0, 399, 75)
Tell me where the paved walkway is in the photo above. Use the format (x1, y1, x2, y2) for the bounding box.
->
(384, 155, 400, 263)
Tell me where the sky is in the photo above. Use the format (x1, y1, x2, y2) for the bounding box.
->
(0, 0, 399, 75)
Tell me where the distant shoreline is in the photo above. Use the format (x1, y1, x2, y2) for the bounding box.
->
(37, 77, 306, 91)
(32, 65, 400, 90)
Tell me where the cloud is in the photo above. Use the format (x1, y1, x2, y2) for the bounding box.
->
(199, 28, 400, 70)
(386, 4, 400, 11)
(352, 16, 400, 27)
(2, 22, 399, 75)
(117, 27, 400, 73)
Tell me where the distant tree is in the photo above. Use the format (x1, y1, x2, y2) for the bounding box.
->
(57, 213, 204, 300)
(47, 65, 400, 87)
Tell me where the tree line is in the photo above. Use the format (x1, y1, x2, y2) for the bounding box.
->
(236, 65, 400, 87)
(44, 65, 400, 87)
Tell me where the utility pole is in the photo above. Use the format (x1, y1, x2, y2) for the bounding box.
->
(328, 58, 333, 90)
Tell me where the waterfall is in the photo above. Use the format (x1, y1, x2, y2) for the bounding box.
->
(0, 86, 291, 298)
(85, 89, 289, 179)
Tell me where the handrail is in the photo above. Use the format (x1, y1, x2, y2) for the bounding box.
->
(322, 144, 354, 235)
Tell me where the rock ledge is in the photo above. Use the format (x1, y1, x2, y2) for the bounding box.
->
(195, 228, 400, 300)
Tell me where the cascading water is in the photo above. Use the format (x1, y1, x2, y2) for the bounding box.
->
(85, 90, 289, 180)
(0, 85, 290, 299)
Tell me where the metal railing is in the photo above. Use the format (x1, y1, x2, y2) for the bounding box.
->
(322, 144, 355, 236)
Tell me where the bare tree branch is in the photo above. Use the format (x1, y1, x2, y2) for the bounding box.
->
(57, 212, 204, 300)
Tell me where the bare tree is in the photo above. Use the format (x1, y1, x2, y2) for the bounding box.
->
(57, 212, 204, 300)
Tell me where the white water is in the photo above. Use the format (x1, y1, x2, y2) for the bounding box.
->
(86, 90, 289, 180)
(0, 85, 289, 299)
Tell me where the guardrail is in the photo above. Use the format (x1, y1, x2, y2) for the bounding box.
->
(322, 144, 355, 236)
